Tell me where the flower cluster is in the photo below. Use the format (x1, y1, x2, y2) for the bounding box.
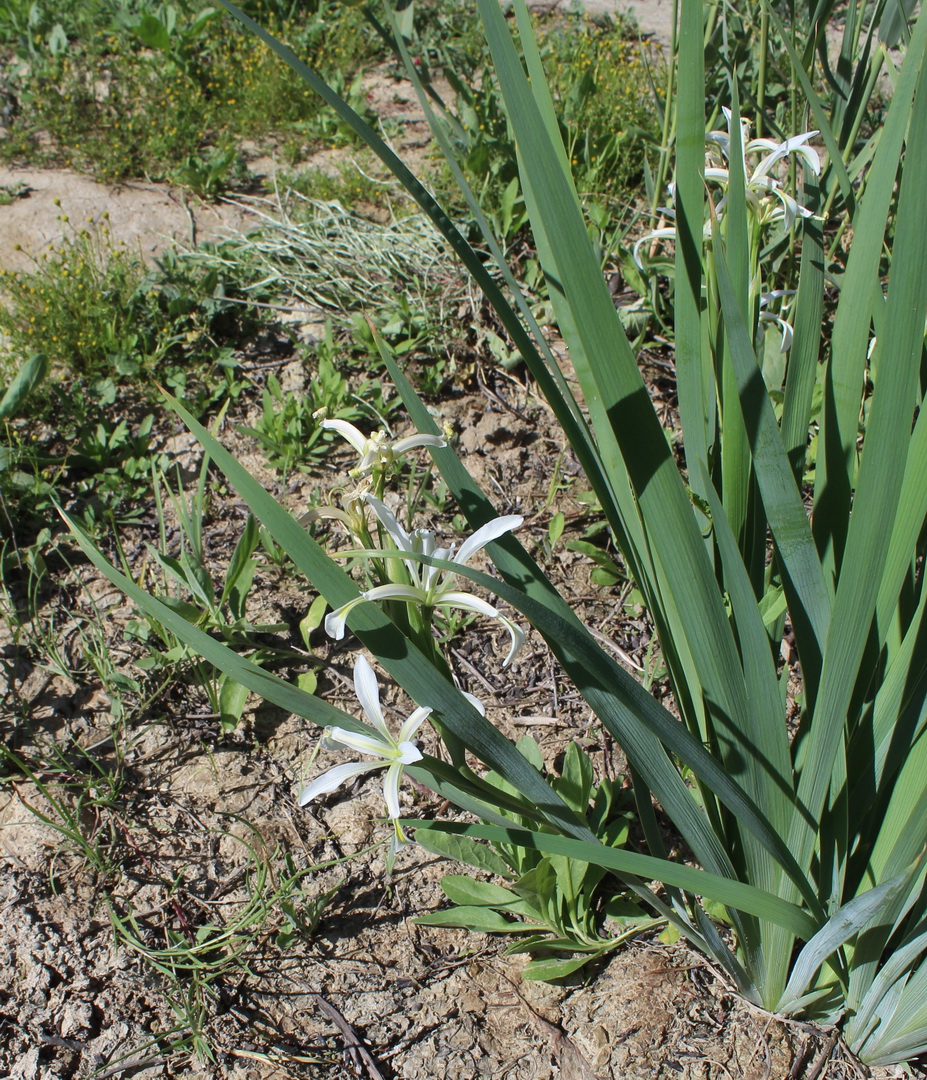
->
(298, 419, 526, 857)
(325, 495, 526, 667)
(635, 113, 821, 270)
(633, 114, 821, 354)
(300, 419, 447, 533)
(704, 110, 821, 230)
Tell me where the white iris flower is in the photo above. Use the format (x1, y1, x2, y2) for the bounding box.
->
(299, 655, 433, 849)
(325, 495, 527, 666)
(322, 419, 446, 478)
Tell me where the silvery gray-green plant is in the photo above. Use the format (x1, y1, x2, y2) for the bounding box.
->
(65, 0, 927, 1065)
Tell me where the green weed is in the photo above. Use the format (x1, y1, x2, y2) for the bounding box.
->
(0, 0, 381, 185)
(416, 739, 662, 980)
(241, 328, 392, 478)
(417, 7, 659, 243)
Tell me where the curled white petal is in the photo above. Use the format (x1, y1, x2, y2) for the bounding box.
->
(299, 506, 356, 528)
(633, 228, 678, 269)
(299, 759, 382, 805)
(391, 819, 411, 852)
(454, 515, 523, 566)
(325, 595, 368, 640)
(461, 691, 486, 716)
(322, 419, 368, 456)
(705, 166, 732, 185)
(438, 589, 526, 666)
(497, 614, 527, 666)
(392, 433, 447, 454)
(761, 311, 794, 352)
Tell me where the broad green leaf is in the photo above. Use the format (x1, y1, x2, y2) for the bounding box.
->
(522, 955, 600, 981)
(412, 906, 539, 934)
(0, 352, 48, 419)
(440, 875, 520, 908)
(218, 675, 250, 733)
(135, 13, 171, 51)
(415, 829, 513, 877)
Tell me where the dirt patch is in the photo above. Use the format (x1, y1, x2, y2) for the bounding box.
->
(0, 166, 257, 274)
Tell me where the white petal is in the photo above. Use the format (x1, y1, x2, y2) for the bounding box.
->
(752, 130, 821, 182)
(437, 590, 526, 666)
(395, 739, 424, 765)
(397, 706, 433, 745)
(461, 691, 486, 716)
(437, 589, 501, 618)
(769, 188, 803, 230)
(414, 530, 437, 558)
(706, 131, 731, 158)
(323, 724, 394, 758)
(322, 419, 368, 455)
(633, 228, 678, 269)
(363, 583, 428, 605)
(496, 614, 527, 667)
(746, 137, 779, 156)
(392, 433, 447, 454)
(353, 655, 390, 738)
(325, 596, 366, 640)
(454, 515, 523, 566)
(704, 167, 732, 184)
(299, 759, 382, 805)
(382, 763, 404, 819)
(366, 495, 413, 552)
(301, 506, 355, 528)
(391, 819, 411, 851)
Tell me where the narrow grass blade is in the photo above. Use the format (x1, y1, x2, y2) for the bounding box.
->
(711, 226, 831, 675)
(674, 0, 712, 488)
(780, 171, 824, 484)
